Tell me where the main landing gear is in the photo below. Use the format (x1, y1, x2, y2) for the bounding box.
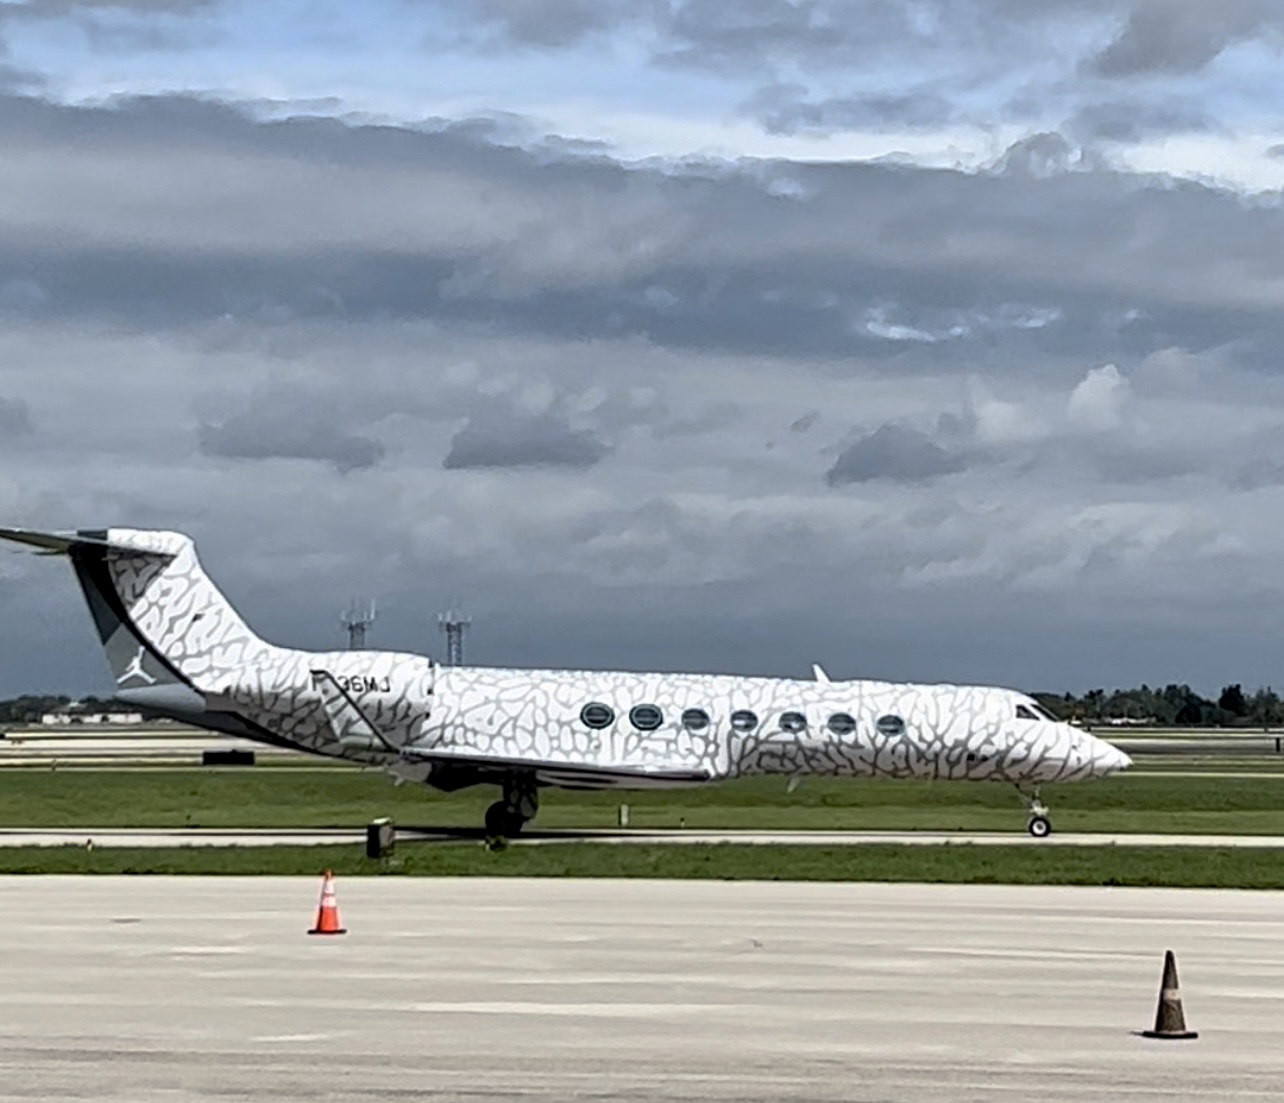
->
(485, 774, 539, 841)
(1015, 786, 1052, 838)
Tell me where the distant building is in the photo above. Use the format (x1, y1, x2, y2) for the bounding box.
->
(40, 712, 144, 726)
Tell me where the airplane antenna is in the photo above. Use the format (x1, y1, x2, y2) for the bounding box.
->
(341, 599, 376, 650)
(438, 603, 471, 667)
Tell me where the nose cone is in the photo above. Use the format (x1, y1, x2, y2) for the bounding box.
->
(1087, 733, 1131, 777)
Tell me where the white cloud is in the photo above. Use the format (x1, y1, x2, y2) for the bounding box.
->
(964, 380, 1049, 448)
(1067, 363, 1130, 432)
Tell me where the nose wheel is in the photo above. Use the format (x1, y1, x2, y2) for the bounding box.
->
(1015, 786, 1053, 838)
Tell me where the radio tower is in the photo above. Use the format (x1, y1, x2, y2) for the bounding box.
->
(438, 605, 470, 666)
(342, 599, 376, 650)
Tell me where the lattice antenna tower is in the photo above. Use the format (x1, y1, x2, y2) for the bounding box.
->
(341, 599, 377, 650)
(438, 604, 471, 667)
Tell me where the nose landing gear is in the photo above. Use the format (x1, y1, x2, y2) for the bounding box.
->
(1015, 786, 1052, 838)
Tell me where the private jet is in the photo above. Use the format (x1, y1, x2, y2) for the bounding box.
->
(0, 527, 1130, 837)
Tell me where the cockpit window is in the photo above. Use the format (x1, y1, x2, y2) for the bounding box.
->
(1016, 702, 1056, 721)
(1016, 704, 1039, 721)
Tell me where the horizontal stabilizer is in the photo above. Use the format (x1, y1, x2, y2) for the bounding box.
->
(0, 528, 84, 554)
(0, 527, 174, 559)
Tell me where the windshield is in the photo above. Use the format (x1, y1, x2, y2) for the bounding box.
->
(1015, 699, 1058, 722)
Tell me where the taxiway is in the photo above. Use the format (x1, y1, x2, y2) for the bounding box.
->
(3, 826, 1284, 847)
(0, 877, 1280, 1101)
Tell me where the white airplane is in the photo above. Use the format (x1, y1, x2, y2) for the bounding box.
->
(0, 527, 1130, 837)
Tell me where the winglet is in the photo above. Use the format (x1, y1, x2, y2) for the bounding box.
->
(812, 663, 830, 684)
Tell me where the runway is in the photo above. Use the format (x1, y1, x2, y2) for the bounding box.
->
(0, 726, 307, 767)
(0, 877, 1280, 1101)
(4, 826, 1284, 847)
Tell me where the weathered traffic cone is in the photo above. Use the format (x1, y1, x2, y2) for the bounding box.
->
(307, 870, 347, 936)
(1140, 950, 1197, 1039)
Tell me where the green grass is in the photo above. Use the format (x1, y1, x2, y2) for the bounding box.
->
(1, 841, 1283, 888)
(5, 769, 1284, 834)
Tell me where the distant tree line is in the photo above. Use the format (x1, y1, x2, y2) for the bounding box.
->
(1032, 684, 1284, 728)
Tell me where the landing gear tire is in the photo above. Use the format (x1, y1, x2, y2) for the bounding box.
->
(1014, 785, 1051, 839)
(484, 801, 526, 839)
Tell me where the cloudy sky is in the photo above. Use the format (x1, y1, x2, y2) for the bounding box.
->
(2, 0, 1284, 698)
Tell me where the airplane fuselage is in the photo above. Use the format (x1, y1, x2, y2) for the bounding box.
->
(201, 646, 1127, 790)
(0, 526, 1131, 835)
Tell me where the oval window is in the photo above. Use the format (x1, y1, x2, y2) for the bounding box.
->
(629, 704, 664, 731)
(876, 714, 906, 737)
(827, 712, 857, 736)
(580, 702, 615, 729)
(681, 707, 711, 732)
(730, 709, 759, 733)
(779, 711, 807, 733)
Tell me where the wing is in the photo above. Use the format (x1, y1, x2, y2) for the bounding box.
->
(400, 743, 711, 789)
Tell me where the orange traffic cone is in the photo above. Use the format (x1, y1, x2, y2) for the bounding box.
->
(1140, 950, 1197, 1039)
(307, 870, 347, 936)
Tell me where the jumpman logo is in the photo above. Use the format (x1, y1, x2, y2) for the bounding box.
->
(117, 645, 158, 687)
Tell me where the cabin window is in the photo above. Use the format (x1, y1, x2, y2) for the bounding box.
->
(681, 707, 711, 732)
(580, 702, 615, 729)
(779, 711, 807, 733)
(876, 714, 906, 737)
(629, 704, 664, 731)
(730, 709, 759, 732)
(827, 712, 856, 735)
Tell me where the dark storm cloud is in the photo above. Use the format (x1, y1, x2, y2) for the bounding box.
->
(443, 407, 610, 471)
(1088, 0, 1276, 77)
(5, 92, 1284, 372)
(198, 401, 386, 474)
(826, 424, 964, 486)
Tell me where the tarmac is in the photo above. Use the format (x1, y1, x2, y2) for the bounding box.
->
(4, 826, 1284, 847)
(0, 877, 1281, 1101)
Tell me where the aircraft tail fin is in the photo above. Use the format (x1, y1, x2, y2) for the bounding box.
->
(0, 527, 274, 697)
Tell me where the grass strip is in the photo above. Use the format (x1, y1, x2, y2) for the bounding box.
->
(8, 771, 1284, 834)
(2, 842, 1283, 888)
